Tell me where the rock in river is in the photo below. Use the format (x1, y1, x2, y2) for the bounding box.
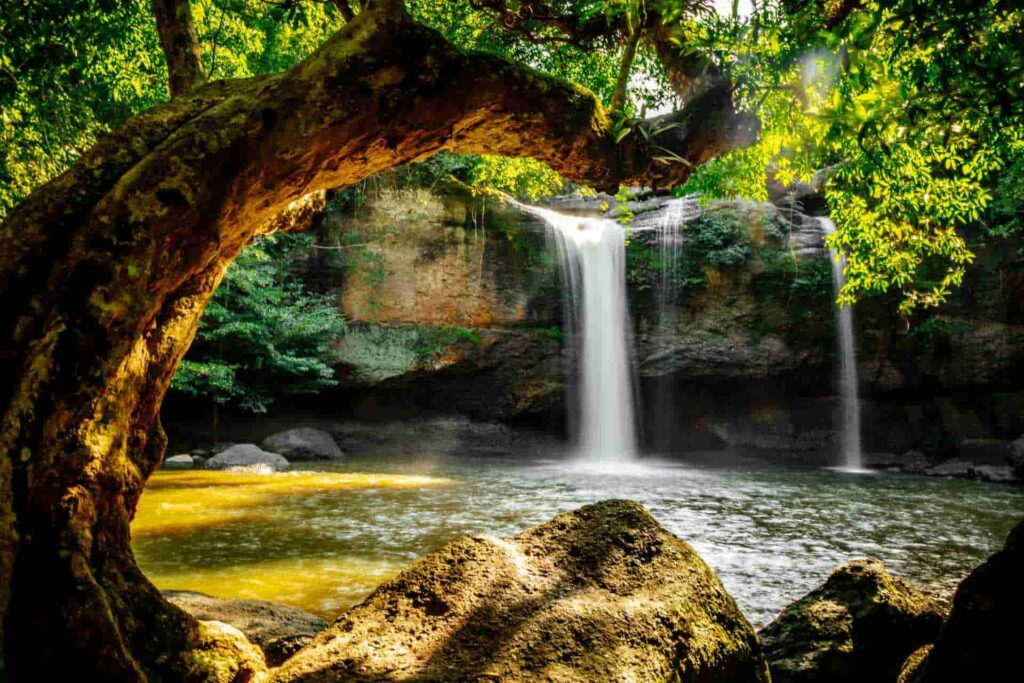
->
(759, 558, 944, 683)
(206, 444, 290, 472)
(261, 427, 344, 461)
(165, 590, 327, 667)
(906, 520, 1023, 683)
(162, 454, 194, 470)
(274, 499, 769, 683)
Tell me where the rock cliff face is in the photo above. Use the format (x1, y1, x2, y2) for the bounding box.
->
(168, 172, 1024, 469)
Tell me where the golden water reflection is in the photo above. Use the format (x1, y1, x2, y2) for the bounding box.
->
(133, 469, 452, 619)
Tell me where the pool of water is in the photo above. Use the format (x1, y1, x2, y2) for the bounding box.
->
(133, 453, 1024, 628)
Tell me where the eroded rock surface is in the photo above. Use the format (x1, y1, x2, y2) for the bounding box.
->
(275, 499, 769, 683)
(759, 558, 944, 683)
(165, 590, 328, 667)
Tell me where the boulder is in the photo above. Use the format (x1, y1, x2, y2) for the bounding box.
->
(1009, 435, 1024, 477)
(162, 454, 195, 470)
(261, 428, 343, 461)
(907, 520, 1023, 683)
(165, 590, 327, 667)
(759, 558, 944, 683)
(968, 465, 1017, 484)
(182, 620, 267, 683)
(206, 444, 289, 472)
(191, 454, 208, 468)
(923, 460, 973, 478)
(275, 500, 769, 683)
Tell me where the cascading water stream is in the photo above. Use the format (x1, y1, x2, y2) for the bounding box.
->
(655, 197, 703, 299)
(525, 206, 638, 462)
(819, 217, 864, 470)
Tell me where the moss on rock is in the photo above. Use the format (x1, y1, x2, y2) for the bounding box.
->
(183, 620, 268, 683)
(759, 558, 945, 683)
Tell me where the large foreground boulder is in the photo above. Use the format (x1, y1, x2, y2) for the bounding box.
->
(206, 444, 290, 472)
(275, 500, 770, 682)
(907, 520, 1023, 683)
(261, 428, 344, 461)
(165, 590, 328, 667)
(759, 559, 944, 683)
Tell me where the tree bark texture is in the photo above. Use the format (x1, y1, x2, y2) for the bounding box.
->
(152, 0, 207, 97)
(0, 2, 754, 678)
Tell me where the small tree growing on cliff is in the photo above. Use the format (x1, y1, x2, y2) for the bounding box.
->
(170, 233, 346, 416)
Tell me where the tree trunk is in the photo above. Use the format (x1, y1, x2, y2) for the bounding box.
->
(0, 3, 753, 678)
(152, 0, 207, 97)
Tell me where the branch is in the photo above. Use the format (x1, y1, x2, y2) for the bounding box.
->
(151, 0, 207, 97)
(610, 25, 642, 112)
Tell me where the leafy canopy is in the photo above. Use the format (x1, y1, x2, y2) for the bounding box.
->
(682, 0, 1024, 314)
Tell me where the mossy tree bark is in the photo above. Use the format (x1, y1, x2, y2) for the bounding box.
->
(0, 1, 754, 678)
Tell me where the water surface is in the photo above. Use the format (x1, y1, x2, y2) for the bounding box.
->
(133, 453, 1023, 627)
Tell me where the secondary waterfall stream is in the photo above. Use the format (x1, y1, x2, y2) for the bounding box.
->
(527, 206, 638, 462)
(819, 217, 864, 470)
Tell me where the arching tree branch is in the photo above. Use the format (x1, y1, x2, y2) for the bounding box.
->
(0, 2, 753, 676)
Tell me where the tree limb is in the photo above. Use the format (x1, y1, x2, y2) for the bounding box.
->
(151, 0, 207, 97)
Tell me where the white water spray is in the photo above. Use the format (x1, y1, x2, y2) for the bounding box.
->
(819, 217, 864, 470)
(527, 206, 638, 462)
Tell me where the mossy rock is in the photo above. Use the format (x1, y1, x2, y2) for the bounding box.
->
(907, 520, 1023, 683)
(274, 500, 769, 682)
(759, 558, 945, 683)
(183, 620, 268, 683)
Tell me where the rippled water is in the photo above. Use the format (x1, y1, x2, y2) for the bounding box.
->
(133, 453, 1023, 627)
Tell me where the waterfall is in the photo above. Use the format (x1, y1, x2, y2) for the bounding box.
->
(819, 217, 864, 470)
(648, 197, 702, 452)
(656, 197, 703, 300)
(528, 206, 638, 462)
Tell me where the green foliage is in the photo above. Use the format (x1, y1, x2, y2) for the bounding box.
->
(0, 0, 347, 218)
(683, 207, 752, 268)
(464, 154, 568, 201)
(908, 317, 970, 347)
(681, 0, 1024, 315)
(0, 0, 164, 215)
(170, 233, 346, 412)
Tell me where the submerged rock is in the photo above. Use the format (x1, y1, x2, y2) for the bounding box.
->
(275, 499, 769, 683)
(165, 590, 327, 667)
(162, 454, 194, 470)
(261, 427, 344, 461)
(907, 520, 1023, 683)
(759, 558, 944, 683)
(206, 444, 289, 472)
